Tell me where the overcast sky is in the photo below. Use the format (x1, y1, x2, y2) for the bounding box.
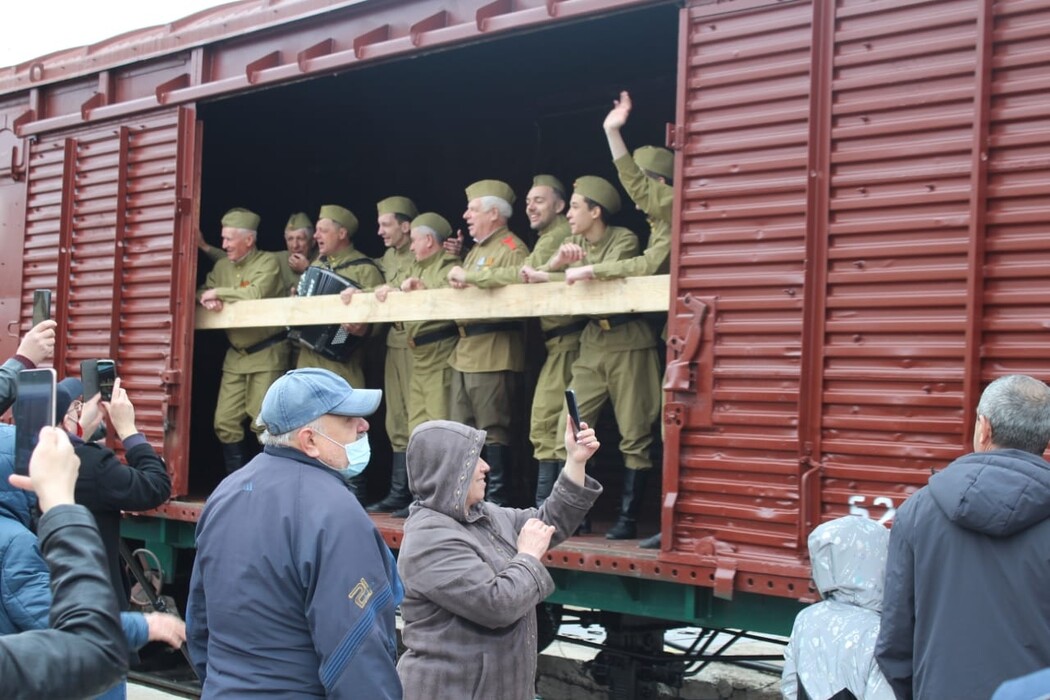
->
(1, 0, 225, 68)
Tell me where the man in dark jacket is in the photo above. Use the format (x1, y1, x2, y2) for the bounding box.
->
(186, 368, 402, 699)
(875, 374, 1050, 699)
(1, 425, 128, 699)
(57, 376, 171, 611)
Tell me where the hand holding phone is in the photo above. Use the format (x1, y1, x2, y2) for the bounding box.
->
(96, 360, 117, 402)
(565, 389, 581, 433)
(32, 289, 52, 327)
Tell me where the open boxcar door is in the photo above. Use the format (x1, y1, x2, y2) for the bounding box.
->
(19, 106, 199, 497)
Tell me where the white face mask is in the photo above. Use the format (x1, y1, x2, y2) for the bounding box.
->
(315, 431, 371, 479)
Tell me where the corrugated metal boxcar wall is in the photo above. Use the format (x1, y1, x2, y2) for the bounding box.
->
(665, 0, 1050, 597)
(21, 107, 197, 496)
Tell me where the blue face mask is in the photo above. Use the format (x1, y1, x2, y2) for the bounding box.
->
(316, 431, 371, 480)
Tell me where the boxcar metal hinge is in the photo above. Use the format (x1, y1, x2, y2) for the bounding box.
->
(666, 122, 686, 151)
(696, 535, 738, 600)
(664, 295, 708, 393)
(176, 197, 193, 216)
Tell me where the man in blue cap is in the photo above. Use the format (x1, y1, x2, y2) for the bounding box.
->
(186, 368, 402, 699)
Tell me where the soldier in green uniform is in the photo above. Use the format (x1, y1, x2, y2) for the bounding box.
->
(198, 208, 290, 473)
(198, 212, 317, 293)
(470, 175, 584, 506)
(356, 196, 418, 515)
(541, 176, 662, 540)
(295, 205, 384, 502)
(563, 90, 674, 284)
(295, 205, 385, 389)
(397, 213, 461, 466)
(446, 180, 529, 506)
(275, 212, 317, 293)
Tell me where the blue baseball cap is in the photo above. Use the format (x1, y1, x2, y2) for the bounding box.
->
(258, 368, 381, 435)
(56, 377, 84, 422)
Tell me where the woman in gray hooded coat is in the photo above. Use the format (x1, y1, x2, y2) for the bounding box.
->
(397, 416, 602, 700)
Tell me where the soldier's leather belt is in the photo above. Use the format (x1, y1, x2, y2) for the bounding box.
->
(543, 319, 589, 341)
(456, 321, 521, 338)
(238, 332, 288, 355)
(408, 326, 459, 349)
(592, 315, 636, 332)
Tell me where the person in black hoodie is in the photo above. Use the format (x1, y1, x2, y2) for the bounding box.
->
(56, 376, 171, 612)
(876, 374, 1050, 700)
(1, 426, 128, 699)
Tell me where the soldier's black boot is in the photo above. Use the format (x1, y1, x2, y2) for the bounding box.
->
(638, 532, 661, 549)
(367, 452, 412, 513)
(484, 444, 513, 507)
(221, 442, 244, 475)
(606, 468, 650, 540)
(534, 460, 562, 508)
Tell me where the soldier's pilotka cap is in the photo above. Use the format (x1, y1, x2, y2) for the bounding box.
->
(574, 175, 622, 215)
(377, 196, 419, 219)
(411, 212, 453, 242)
(221, 207, 261, 231)
(318, 205, 358, 236)
(465, 179, 516, 206)
(285, 212, 313, 231)
(633, 146, 674, 181)
(532, 174, 566, 200)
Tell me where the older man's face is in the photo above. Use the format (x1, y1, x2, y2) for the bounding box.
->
(221, 227, 255, 261)
(314, 219, 348, 256)
(284, 228, 312, 256)
(463, 198, 500, 242)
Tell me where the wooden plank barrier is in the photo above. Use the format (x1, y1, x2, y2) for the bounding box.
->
(195, 275, 671, 330)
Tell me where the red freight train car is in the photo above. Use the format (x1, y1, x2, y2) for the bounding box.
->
(2, 0, 1049, 687)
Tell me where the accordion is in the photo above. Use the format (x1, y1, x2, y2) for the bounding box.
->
(289, 266, 363, 362)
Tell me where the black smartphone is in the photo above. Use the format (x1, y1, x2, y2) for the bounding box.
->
(565, 388, 581, 432)
(13, 369, 57, 476)
(81, 359, 99, 400)
(32, 289, 52, 327)
(96, 359, 117, 402)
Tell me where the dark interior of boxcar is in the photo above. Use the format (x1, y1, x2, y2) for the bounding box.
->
(189, 2, 678, 529)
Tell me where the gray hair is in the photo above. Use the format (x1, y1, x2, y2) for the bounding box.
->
(257, 417, 324, 448)
(976, 375, 1050, 454)
(478, 195, 512, 220)
(288, 226, 315, 237)
(414, 225, 449, 244)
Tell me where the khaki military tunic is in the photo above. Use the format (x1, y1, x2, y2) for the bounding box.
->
(405, 252, 461, 432)
(200, 248, 290, 444)
(565, 226, 661, 470)
(469, 216, 582, 461)
(296, 247, 385, 388)
(591, 154, 675, 280)
(376, 244, 415, 451)
(449, 227, 528, 445)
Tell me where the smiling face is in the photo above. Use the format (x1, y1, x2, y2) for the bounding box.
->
(221, 227, 255, 261)
(525, 185, 563, 232)
(377, 212, 410, 249)
(465, 456, 490, 508)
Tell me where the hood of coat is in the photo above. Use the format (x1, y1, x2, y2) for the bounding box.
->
(808, 515, 889, 612)
(0, 424, 36, 528)
(929, 448, 1050, 537)
(406, 420, 487, 524)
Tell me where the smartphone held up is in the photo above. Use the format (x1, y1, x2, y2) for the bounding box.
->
(565, 388, 581, 433)
(13, 369, 57, 476)
(81, 359, 118, 402)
